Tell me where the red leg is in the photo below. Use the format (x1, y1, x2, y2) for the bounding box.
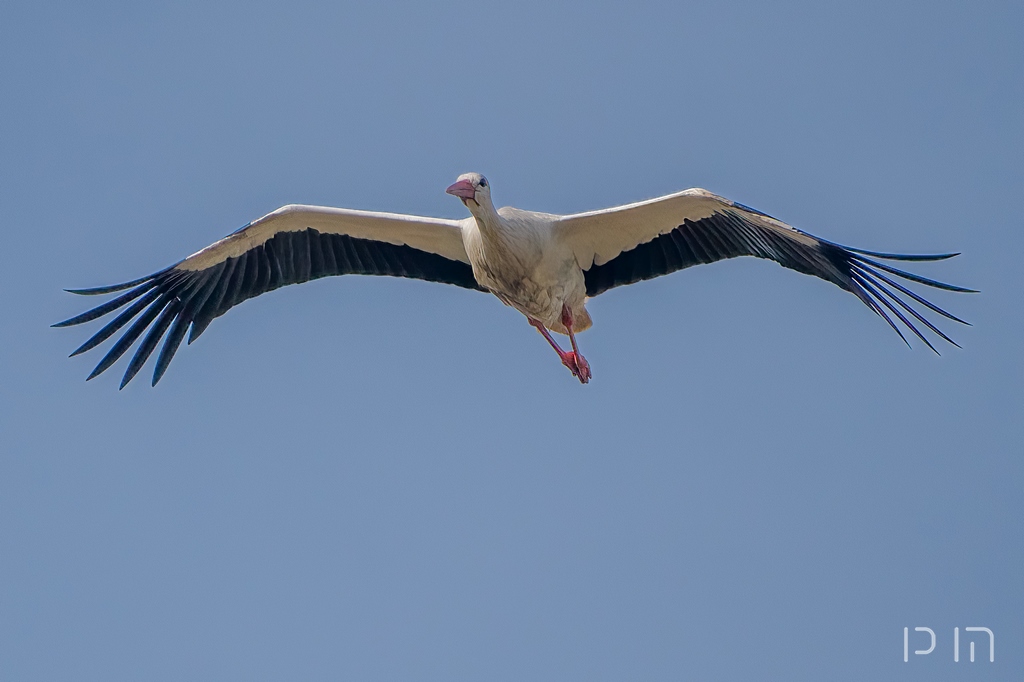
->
(529, 317, 584, 380)
(560, 305, 591, 384)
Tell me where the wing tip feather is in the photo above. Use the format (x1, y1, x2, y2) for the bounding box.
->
(848, 257, 969, 353)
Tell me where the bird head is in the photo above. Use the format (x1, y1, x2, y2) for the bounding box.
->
(446, 172, 491, 211)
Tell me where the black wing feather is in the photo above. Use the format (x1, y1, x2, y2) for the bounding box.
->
(583, 208, 972, 351)
(120, 299, 181, 388)
(57, 228, 483, 387)
(68, 287, 163, 357)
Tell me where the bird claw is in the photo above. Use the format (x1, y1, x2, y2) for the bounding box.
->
(574, 352, 591, 384)
(561, 351, 591, 384)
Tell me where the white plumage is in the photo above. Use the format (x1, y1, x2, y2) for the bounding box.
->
(56, 172, 972, 387)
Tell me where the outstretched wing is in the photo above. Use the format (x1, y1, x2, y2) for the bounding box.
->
(55, 204, 483, 388)
(554, 188, 974, 349)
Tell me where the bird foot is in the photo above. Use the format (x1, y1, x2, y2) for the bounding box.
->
(573, 352, 591, 384)
(560, 351, 591, 384)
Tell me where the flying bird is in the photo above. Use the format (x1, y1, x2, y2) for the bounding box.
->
(56, 173, 973, 387)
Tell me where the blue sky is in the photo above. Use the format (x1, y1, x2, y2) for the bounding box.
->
(2, 1, 1021, 679)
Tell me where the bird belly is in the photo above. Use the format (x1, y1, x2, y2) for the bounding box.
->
(475, 256, 589, 335)
(463, 217, 589, 334)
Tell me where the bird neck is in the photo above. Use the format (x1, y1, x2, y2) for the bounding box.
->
(471, 200, 506, 244)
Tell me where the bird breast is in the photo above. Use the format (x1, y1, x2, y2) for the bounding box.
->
(463, 210, 587, 329)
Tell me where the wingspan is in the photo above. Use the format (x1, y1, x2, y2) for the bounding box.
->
(554, 189, 974, 350)
(55, 205, 483, 387)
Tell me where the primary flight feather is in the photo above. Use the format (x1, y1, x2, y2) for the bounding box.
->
(56, 173, 973, 387)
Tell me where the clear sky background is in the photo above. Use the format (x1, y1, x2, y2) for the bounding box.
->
(1, 1, 1021, 680)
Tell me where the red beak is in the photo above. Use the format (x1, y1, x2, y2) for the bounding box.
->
(445, 179, 477, 201)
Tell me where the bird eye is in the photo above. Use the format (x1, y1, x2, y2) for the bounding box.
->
(479, 177, 487, 187)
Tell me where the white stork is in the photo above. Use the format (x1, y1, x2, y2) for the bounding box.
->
(56, 173, 973, 387)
